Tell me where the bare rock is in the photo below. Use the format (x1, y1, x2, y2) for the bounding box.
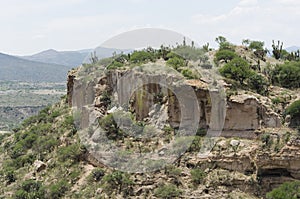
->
(33, 160, 47, 172)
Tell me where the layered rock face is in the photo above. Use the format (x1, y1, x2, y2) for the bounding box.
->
(67, 68, 281, 134)
(66, 67, 300, 197)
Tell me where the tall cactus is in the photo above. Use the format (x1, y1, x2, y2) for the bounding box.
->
(272, 40, 283, 59)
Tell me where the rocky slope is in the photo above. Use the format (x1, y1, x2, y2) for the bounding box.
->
(0, 45, 299, 198)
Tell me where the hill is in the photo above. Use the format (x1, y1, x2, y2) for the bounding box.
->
(0, 53, 71, 82)
(22, 49, 89, 67)
(0, 43, 299, 198)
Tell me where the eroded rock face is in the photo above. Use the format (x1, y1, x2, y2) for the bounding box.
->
(67, 68, 281, 133)
(224, 95, 281, 131)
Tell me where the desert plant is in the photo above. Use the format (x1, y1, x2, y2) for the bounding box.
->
(190, 168, 206, 185)
(271, 61, 300, 88)
(219, 57, 251, 84)
(215, 49, 237, 63)
(272, 40, 283, 59)
(248, 73, 269, 95)
(166, 56, 185, 70)
(266, 180, 300, 199)
(154, 184, 182, 199)
(103, 171, 133, 195)
(48, 180, 69, 199)
(15, 180, 45, 199)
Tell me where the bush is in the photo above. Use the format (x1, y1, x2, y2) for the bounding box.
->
(99, 114, 123, 140)
(271, 61, 300, 88)
(165, 165, 182, 178)
(285, 100, 300, 118)
(249, 40, 264, 51)
(107, 61, 123, 69)
(154, 184, 182, 199)
(103, 171, 133, 195)
(261, 133, 273, 148)
(130, 51, 155, 63)
(4, 168, 16, 184)
(266, 180, 300, 199)
(248, 73, 269, 95)
(215, 49, 237, 63)
(58, 143, 82, 163)
(285, 100, 300, 128)
(15, 180, 45, 199)
(48, 180, 69, 199)
(219, 57, 251, 84)
(166, 57, 185, 70)
(190, 168, 206, 185)
(181, 68, 199, 79)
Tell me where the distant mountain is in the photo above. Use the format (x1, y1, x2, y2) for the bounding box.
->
(22, 49, 90, 67)
(0, 53, 71, 82)
(285, 46, 300, 52)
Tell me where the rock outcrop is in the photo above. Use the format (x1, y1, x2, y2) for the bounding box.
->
(67, 67, 281, 135)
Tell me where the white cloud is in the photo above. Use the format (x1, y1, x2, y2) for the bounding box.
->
(190, 0, 300, 47)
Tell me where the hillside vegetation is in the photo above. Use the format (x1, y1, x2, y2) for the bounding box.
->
(0, 37, 300, 198)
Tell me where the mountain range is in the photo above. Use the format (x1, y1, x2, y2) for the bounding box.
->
(0, 47, 128, 82)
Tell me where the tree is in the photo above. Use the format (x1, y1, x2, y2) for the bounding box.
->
(242, 39, 250, 46)
(215, 49, 237, 63)
(215, 36, 233, 50)
(249, 40, 265, 51)
(219, 57, 251, 84)
(166, 56, 185, 70)
(130, 50, 155, 63)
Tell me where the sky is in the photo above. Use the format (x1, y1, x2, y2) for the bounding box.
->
(0, 0, 299, 55)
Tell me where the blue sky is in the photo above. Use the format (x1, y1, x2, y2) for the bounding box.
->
(0, 0, 299, 55)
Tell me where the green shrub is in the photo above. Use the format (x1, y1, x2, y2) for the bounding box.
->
(48, 180, 69, 199)
(15, 180, 45, 199)
(130, 51, 155, 63)
(190, 168, 206, 185)
(249, 40, 265, 51)
(285, 100, 300, 128)
(215, 36, 234, 50)
(261, 133, 273, 148)
(58, 143, 82, 163)
(166, 57, 185, 70)
(285, 100, 300, 118)
(99, 114, 123, 140)
(248, 73, 269, 95)
(271, 61, 300, 88)
(165, 165, 182, 178)
(219, 57, 251, 84)
(4, 168, 16, 184)
(103, 171, 133, 195)
(215, 49, 237, 63)
(107, 61, 123, 69)
(181, 68, 199, 79)
(266, 180, 300, 199)
(154, 184, 182, 199)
